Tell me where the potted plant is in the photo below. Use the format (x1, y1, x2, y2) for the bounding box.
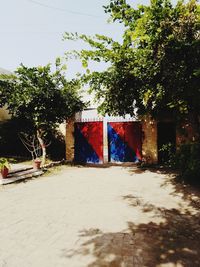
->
(0, 158, 10, 178)
(33, 158, 42, 170)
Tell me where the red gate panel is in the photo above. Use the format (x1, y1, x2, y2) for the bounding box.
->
(74, 122, 103, 163)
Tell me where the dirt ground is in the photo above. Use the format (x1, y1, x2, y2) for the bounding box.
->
(0, 165, 200, 267)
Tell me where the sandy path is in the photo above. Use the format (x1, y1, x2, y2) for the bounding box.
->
(0, 165, 199, 267)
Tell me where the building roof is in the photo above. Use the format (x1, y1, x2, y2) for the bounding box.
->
(0, 67, 12, 75)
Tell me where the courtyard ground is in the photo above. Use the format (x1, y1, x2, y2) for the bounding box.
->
(0, 165, 199, 267)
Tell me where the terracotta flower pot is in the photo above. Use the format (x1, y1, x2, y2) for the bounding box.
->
(33, 159, 42, 170)
(0, 166, 9, 179)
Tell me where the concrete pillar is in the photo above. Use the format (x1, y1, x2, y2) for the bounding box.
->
(66, 117, 75, 162)
(142, 116, 158, 164)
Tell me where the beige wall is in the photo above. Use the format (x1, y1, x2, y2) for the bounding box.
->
(58, 123, 66, 138)
(142, 116, 158, 164)
(0, 107, 11, 121)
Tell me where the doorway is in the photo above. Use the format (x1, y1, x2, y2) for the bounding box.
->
(157, 122, 176, 164)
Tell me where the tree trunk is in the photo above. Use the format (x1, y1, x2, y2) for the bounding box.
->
(37, 130, 46, 165)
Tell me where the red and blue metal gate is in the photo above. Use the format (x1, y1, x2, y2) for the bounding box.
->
(74, 121, 103, 163)
(107, 122, 142, 162)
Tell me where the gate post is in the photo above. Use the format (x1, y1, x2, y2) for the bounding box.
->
(142, 116, 158, 164)
(66, 116, 75, 162)
(103, 117, 108, 163)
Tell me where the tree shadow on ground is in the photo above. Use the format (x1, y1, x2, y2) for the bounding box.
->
(64, 205, 200, 266)
(160, 174, 200, 210)
(128, 165, 200, 210)
(61, 165, 200, 266)
(62, 166, 200, 267)
(128, 164, 179, 175)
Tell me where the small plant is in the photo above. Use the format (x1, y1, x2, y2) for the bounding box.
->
(176, 143, 200, 185)
(0, 158, 10, 178)
(159, 143, 176, 168)
(0, 158, 10, 170)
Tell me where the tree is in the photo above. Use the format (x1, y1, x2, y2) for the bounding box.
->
(0, 62, 85, 164)
(64, 0, 200, 133)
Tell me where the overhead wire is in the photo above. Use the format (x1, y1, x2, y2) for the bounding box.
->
(0, 31, 64, 34)
(26, 0, 104, 18)
(0, 1, 106, 34)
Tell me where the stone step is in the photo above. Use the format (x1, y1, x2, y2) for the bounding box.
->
(0, 169, 44, 185)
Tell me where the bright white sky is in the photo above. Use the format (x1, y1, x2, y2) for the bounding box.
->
(0, 0, 151, 78)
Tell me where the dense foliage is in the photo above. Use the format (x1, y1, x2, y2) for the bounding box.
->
(0, 62, 85, 162)
(64, 0, 200, 125)
(0, 63, 84, 129)
(162, 142, 200, 185)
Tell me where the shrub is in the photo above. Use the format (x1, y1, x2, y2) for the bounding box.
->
(176, 143, 200, 185)
(0, 119, 65, 160)
(159, 142, 200, 185)
(0, 119, 30, 158)
(159, 143, 176, 168)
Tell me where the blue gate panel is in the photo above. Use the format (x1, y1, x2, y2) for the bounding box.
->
(107, 123, 125, 162)
(108, 122, 142, 163)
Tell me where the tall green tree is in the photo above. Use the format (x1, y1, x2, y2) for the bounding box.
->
(64, 0, 200, 133)
(0, 62, 85, 163)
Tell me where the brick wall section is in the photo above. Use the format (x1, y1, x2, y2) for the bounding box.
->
(142, 116, 158, 164)
(65, 117, 75, 162)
